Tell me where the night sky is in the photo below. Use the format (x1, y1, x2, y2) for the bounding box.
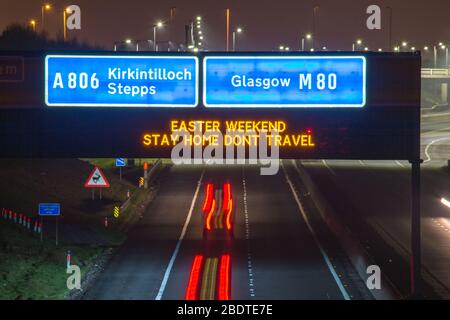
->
(0, 0, 449, 52)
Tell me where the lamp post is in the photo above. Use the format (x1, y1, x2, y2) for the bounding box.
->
(41, 3, 51, 31)
(232, 27, 242, 51)
(312, 6, 319, 50)
(63, 7, 68, 41)
(153, 21, 163, 52)
(302, 33, 312, 51)
(352, 39, 362, 51)
(386, 6, 392, 51)
(29, 19, 37, 32)
(434, 45, 438, 68)
(441, 44, 449, 68)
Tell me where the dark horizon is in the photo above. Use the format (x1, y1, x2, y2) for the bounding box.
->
(0, 0, 449, 52)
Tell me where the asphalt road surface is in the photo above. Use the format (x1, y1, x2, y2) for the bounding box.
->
(301, 111, 450, 298)
(83, 162, 370, 300)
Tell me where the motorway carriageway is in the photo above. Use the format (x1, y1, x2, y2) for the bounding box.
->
(301, 112, 450, 298)
(83, 163, 372, 300)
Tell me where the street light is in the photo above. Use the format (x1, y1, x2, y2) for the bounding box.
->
(29, 19, 37, 32)
(153, 21, 164, 52)
(301, 33, 312, 51)
(441, 44, 449, 68)
(41, 3, 51, 31)
(232, 27, 243, 51)
(386, 6, 393, 50)
(63, 7, 71, 41)
(401, 41, 408, 52)
(352, 39, 363, 51)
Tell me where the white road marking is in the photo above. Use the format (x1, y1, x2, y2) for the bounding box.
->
(283, 160, 351, 300)
(358, 160, 365, 166)
(155, 168, 204, 300)
(322, 160, 337, 176)
(424, 137, 450, 163)
(242, 173, 255, 298)
(395, 160, 406, 168)
(422, 111, 450, 118)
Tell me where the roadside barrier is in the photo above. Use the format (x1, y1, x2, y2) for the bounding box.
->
(1, 207, 42, 235)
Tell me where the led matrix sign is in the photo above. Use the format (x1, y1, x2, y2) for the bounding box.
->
(45, 55, 199, 107)
(203, 56, 366, 108)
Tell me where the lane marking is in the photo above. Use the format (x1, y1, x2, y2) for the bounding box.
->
(424, 137, 450, 163)
(155, 168, 204, 300)
(358, 160, 365, 166)
(283, 160, 351, 300)
(242, 168, 255, 297)
(322, 160, 337, 176)
(200, 258, 212, 300)
(395, 160, 406, 168)
(422, 111, 450, 118)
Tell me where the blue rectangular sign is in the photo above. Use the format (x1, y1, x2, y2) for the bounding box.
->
(203, 56, 366, 108)
(45, 55, 199, 107)
(115, 158, 125, 167)
(39, 203, 61, 216)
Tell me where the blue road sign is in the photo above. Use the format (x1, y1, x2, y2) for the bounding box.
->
(115, 158, 125, 167)
(203, 56, 366, 108)
(39, 203, 61, 216)
(45, 55, 199, 107)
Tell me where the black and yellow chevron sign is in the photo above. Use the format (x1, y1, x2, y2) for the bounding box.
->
(114, 206, 120, 218)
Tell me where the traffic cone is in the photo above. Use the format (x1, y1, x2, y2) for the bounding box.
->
(22, 215, 27, 226)
(38, 222, 42, 234)
(14, 212, 17, 223)
(9, 210, 12, 220)
(19, 213, 22, 224)
(34, 221, 37, 232)
(27, 218, 31, 229)
(104, 217, 108, 228)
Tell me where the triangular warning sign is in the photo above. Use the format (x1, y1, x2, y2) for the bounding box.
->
(84, 166, 110, 188)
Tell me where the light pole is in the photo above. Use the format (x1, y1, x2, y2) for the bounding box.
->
(63, 7, 70, 41)
(386, 6, 392, 51)
(434, 45, 438, 68)
(401, 41, 408, 52)
(29, 19, 37, 32)
(232, 27, 242, 51)
(312, 6, 319, 50)
(114, 39, 143, 51)
(41, 3, 51, 32)
(352, 39, 362, 51)
(153, 21, 163, 52)
(302, 33, 312, 51)
(441, 44, 449, 68)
